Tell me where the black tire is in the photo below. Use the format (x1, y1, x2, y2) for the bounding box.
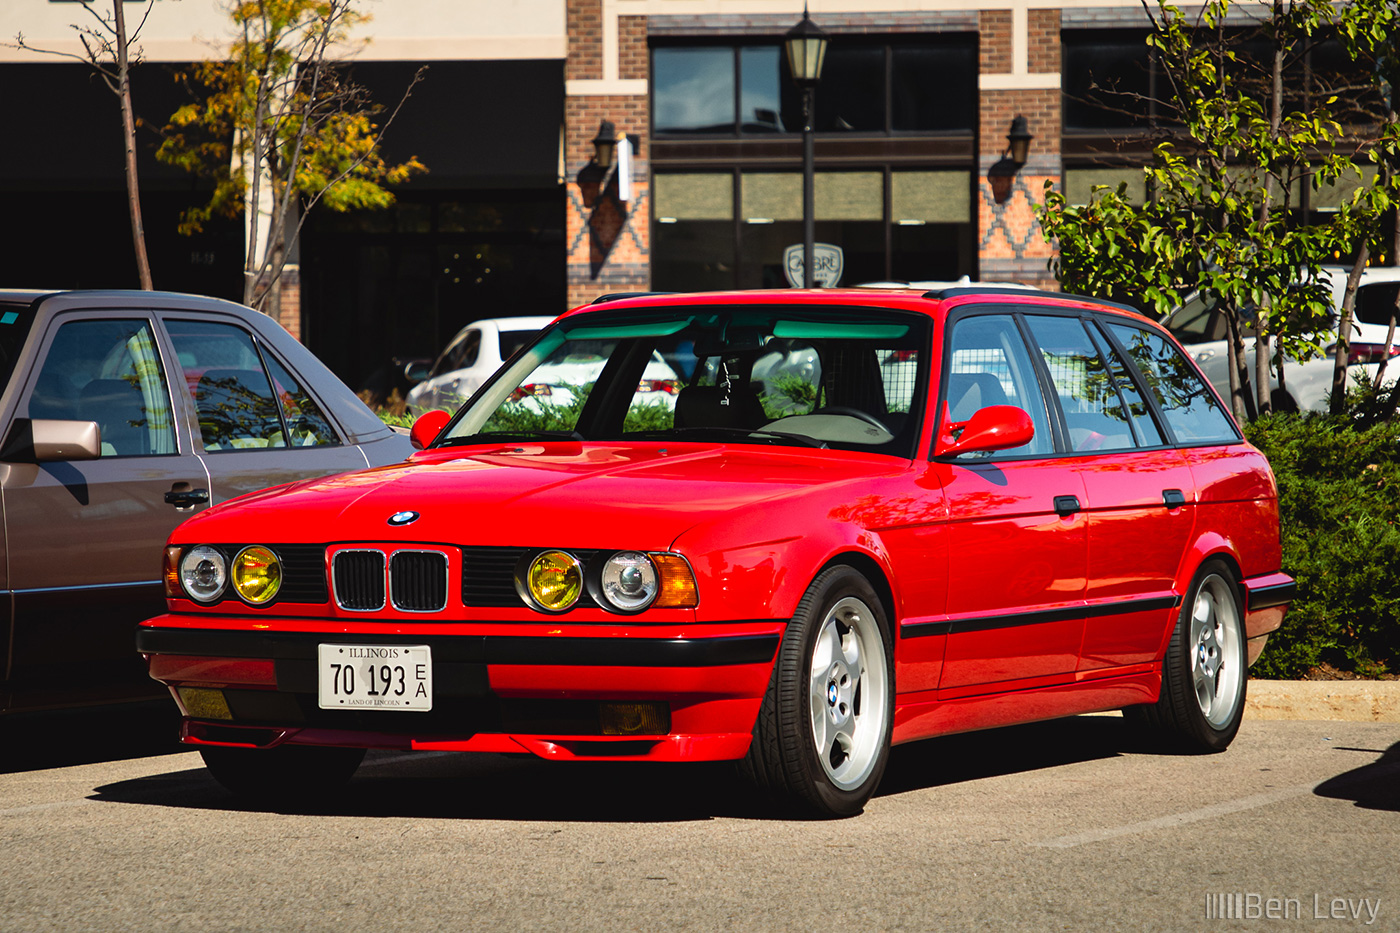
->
(200, 745, 366, 802)
(1128, 560, 1247, 751)
(739, 566, 894, 817)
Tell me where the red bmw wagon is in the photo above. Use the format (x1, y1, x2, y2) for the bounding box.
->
(139, 288, 1294, 816)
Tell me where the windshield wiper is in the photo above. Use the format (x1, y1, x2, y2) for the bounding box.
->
(439, 430, 585, 447)
(624, 427, 827, 449)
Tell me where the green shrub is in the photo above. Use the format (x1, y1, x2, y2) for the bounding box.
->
(1245, 413, 1400, 677)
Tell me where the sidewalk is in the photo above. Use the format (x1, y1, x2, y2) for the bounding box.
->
(1247, 679, 1400, 722)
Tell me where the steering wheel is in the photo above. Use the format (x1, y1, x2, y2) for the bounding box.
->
(812, 406, 889, 433)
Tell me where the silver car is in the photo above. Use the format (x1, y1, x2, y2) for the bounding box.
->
(0, 289, 412, 714)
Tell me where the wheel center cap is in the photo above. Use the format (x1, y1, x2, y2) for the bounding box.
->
(1198, 645, 1207, 664)
(827, 682, 839, 706)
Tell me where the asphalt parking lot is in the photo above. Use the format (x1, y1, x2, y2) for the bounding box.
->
(1, 704, 1396, 932)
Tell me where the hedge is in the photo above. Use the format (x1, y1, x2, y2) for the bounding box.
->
(1245, 413, 1400, 678)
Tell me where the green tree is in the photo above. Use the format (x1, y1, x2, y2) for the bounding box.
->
(157, 0, 425, 316)
(1038, 0, 1394, 421)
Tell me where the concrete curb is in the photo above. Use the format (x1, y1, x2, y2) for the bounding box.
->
(1246, 680, 1400, 722)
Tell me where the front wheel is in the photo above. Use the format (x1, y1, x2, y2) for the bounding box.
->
(200, 745, 366, 802)
(1128, 560, 1246, 751)
(740, 566, 894, 817)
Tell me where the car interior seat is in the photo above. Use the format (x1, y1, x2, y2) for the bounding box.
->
(946, 372, 1008, 421)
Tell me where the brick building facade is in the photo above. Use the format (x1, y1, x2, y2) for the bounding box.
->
(564, 0, 1091, 306)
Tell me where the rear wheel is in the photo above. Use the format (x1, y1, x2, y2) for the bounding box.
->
(740, 566, 893, 817)
(1129, 560, 1246, 751)
(200, 745, 366, 802)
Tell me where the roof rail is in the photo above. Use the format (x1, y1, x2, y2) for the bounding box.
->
(926, 286, 1143, 314)
(590, 291, 674, 304)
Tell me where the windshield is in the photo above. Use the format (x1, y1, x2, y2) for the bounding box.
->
(440, 304, 931, 457)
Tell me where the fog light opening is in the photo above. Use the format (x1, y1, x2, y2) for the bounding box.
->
(177, 687, 234, 721)
(599, 701, 670, 735)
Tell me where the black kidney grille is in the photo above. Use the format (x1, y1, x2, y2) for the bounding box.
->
(333, 550, 385, 610)
(390, 551, 449, 612)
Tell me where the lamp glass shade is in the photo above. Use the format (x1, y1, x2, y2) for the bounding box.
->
(784, 15, 829, 85)
(1007, 115, 1033, 165)
(592, 120, 618, 169)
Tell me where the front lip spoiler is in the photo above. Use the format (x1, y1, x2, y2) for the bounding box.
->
(137, 626, 780, 668)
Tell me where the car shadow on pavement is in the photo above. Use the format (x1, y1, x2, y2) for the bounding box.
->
(86, 714, 1148, 822)
(1, 702, 186, 774)
(1313, 741, 1400, 812)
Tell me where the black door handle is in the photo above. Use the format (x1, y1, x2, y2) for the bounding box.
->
(1162, 489, 1186, 509)
(1053, 495, 1081, 517)
(165, 488, 210, 508)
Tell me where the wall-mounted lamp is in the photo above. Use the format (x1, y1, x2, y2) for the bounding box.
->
(1006, 115, 1033, 167)
(592, 119, 619, 171)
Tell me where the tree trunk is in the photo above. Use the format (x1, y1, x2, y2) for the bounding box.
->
(1253, 5, 1286, 418)
(1330, 242, 1369, 415)
(1225, 303, 1252, 422)
(113, 0, 152, 290)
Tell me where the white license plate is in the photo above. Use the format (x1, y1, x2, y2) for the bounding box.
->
(318, 644, 433, 711)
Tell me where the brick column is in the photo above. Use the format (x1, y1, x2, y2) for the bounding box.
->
(977, 9, 1061, 289)
(565, 1, 650, 309)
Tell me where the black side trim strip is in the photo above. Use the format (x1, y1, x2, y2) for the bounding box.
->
(1247, 581, 1297, 611)
(901, 595, 1181, 639)
(138, 628, 780, 668)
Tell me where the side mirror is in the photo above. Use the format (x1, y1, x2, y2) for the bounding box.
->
(403, 360, 431, 384)
(0, 419, 102, 463)
(935, 405, 1034, 458)
(409, 409, 452, 450)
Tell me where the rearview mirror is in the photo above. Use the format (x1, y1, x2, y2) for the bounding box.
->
(409, 410, 452, 450)
(935, 405, 1034, 458)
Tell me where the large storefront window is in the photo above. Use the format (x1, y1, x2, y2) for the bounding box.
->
(652, 33, 975, 290)
(654, 170, 972, 289)
(653, 37, 976, 135)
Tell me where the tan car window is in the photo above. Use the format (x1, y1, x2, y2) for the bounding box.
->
(166, 320, 288, 452)
(26, 319, 176, 457)
(263, 353, 339, 447)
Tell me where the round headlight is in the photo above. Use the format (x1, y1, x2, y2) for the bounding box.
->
(600, 551, 658, 612)
(231, 546, 282, 604)
(179, 546, 227, 603)
(521, 550, 583, 612)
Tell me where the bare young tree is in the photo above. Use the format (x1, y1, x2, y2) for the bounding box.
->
(12, 1, 158, 289)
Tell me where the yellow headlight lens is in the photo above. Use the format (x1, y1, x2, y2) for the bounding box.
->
(525, 550, 582, 612)
(231, 545, 282, 604)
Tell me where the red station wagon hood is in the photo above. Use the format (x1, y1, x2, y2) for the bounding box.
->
(176, 442, 908, 550)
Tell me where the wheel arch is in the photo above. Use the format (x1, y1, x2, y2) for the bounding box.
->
(819, 551, 898, 631)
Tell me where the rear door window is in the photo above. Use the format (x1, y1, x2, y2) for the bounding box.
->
(1024, 315, 1137, 452)
(1106, 322, 1239, 444)
(165, 319, 338, 451)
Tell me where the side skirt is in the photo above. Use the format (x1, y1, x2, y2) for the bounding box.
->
(891, 670, 1160, 745)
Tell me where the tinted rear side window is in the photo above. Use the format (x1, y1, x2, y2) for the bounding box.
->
(1107, 323, 1238, 444)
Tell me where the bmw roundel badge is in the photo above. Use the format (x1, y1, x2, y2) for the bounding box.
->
(388, 510, 420, 526)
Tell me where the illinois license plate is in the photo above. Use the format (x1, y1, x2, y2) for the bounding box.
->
(318, 644, 433, 711)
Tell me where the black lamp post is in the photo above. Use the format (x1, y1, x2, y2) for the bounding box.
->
(785, 8, 829, 288)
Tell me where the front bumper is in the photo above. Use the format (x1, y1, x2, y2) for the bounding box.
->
(137, 617, 782, 762)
